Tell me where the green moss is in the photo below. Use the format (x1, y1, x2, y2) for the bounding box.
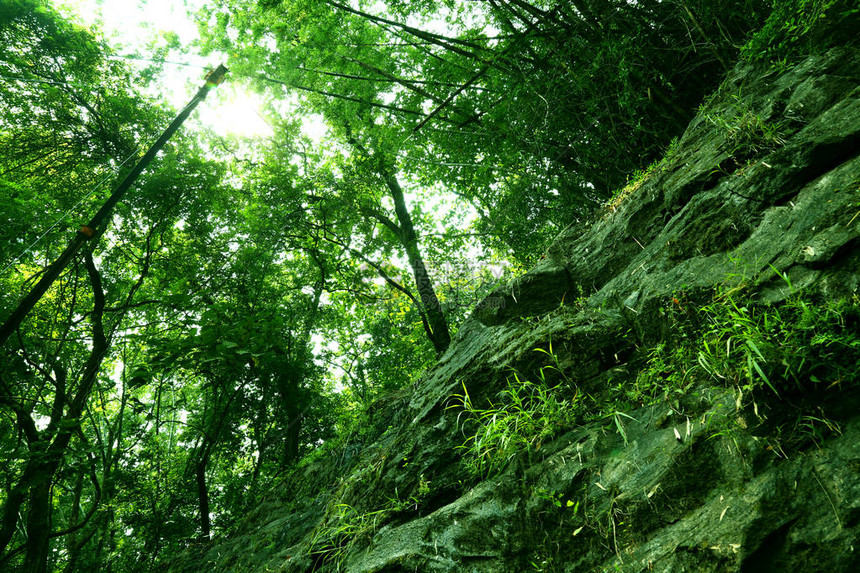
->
(604, 137, 680, 215)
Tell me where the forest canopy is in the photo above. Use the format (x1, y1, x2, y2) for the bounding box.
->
(2, 0, 838, 570)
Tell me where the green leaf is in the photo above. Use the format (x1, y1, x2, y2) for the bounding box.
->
(745, 339, 766, 361)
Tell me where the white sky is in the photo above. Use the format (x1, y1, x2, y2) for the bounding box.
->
(51, 0, 275, 138)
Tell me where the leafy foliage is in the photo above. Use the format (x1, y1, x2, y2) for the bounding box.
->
(1, 1, 855, 572)
(199, 0, 772, 260)
(451, 350, 579, 478)
(742, 0, 860, 66)
(694, 293, 860, 396)
(631, 285, 860, 451)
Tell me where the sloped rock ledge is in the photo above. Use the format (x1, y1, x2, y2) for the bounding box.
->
(171, 44, 860, 573)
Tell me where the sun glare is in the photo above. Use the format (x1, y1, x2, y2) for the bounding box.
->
(50, 0, 274, 138)
(198, 87, 275, 138)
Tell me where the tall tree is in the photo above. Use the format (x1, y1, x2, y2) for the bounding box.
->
(0, 3, 236, 569)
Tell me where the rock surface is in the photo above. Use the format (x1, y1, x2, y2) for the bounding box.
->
(170, 44, 860, 573)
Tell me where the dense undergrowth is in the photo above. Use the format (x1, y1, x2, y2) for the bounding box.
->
(452, 279, 860, 482)
(742, 0, 860, 67)
(295, 276, 860, 571)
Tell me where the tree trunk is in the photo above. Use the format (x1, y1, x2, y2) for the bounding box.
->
(195, 459, 211, 540)
(23, 465, 54, 573)
(65, 472, 83, 564)
(284, 403, 302, 468)
(19, 253, 109, 573)
(382, 170, 451, 354)
(0, 467, 32, 558)
(274, 366, 303, 470)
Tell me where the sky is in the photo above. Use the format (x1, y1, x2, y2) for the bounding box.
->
(50, 0, 276, 138)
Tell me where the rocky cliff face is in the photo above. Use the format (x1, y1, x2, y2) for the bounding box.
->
(171, 44, 860, 573)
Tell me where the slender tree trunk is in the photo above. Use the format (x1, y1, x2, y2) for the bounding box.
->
(62, 528, 96, 573)
(381, 170, 451, 353)
(19, 253, 109, 573)
(0, 466, 33, 556)
(284, 404, 302, 468)
(339, 123, 451, 354)
(274, 366, 303, 470)
(195, 459, 211, 540)
(65, 472, 83, 564)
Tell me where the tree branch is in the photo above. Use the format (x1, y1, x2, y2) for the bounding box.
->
(359, 206, 402, 240)
(259, 74, 455, 125)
